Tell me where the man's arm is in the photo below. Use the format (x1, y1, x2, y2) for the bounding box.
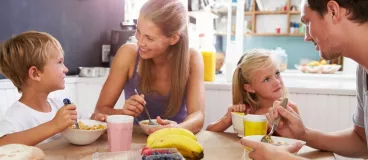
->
(304, 125, 368, 158)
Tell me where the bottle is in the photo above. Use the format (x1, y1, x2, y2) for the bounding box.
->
(199, 34, 216, 82)
(274, 47, 288, 72)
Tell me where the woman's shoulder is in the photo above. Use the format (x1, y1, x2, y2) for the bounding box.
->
(113, 43, 139, 64)
(188, 48, 202, 64)
(188, 48, 203, 72)
(116, 43, 139, 57)
(188, 47, 200, 57)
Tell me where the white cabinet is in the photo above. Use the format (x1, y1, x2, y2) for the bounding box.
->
(76, 78, 126, 115)
(203, 86, 356, 133)
(76, 82, 104, 114)
(0, 75, 358, 133)
(204, 89, 233, 131)
(0, 86, 21, 120)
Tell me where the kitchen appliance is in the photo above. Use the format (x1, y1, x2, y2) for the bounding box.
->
(109, 27, 136, 67)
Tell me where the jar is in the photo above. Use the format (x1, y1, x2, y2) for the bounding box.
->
(274, 47, 288, 72)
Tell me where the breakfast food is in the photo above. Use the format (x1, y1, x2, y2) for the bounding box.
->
(0, 144, 44, 160)
(141, 148, 184, 160)
(69, 121, 106, 130)
(296, 59, 341, 74)
(146, 128, 203, 159)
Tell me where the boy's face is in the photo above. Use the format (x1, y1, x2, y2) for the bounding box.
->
(245, 62, 284, 101)
(39, 48, 68, 91)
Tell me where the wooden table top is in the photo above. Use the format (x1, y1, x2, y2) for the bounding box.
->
(37, 126, 335, 160)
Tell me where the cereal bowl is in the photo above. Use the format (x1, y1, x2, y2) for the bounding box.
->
(62, 119, 107, 145)
(242, 135, 306, 160)
(139, 119, 161, 135)
(231, 112, 245, 137)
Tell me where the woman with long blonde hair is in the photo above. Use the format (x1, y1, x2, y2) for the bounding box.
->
(206, 49, 298, 132)
(95, 0, 205, 133)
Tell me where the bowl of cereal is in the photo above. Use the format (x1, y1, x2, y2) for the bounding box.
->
(242, 135, 306, 160)
(138, 119, 161, 135)
(62, 119, 107, 145)
(231, 112, 245, 137)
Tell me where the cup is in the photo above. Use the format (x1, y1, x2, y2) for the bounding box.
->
(107, 115, 134, 152)
(243, 114, 267, 136)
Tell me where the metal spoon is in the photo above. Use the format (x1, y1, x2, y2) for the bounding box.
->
(261, 98, 289, 143)
(134, 89, 157, 125)
(63, 98, 79, 129)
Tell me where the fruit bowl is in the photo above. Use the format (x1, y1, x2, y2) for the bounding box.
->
(295, 64, 341, 74)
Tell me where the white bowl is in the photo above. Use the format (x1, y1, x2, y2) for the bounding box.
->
(231, 112, 245, 137)
(138, 119, 161, 135)
(242, 135, 306, 160)
(321, 65, 341, 74)
(62, 119, 107, 145)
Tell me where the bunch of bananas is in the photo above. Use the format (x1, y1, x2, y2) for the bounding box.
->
(146, 128, 204, 159)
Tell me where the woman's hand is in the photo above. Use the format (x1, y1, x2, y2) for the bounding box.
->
(122, 94, 146, 117)
(147, 116, 179, 134)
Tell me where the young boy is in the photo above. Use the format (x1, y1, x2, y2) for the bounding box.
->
(0, 31, 105, 146)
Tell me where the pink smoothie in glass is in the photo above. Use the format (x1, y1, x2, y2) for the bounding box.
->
(107, 115, 134, 152)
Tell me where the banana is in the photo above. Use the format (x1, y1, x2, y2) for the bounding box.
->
(147, 128, 197, 146)
(147, 134, 204, 159)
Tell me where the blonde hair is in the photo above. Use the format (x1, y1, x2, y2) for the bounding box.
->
(139, 0, 189, 118)
(232, 49, 288, 110)
(0, 31, 63, 92)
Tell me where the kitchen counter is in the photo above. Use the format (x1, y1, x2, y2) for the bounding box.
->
(205, 70, 356, 96)
(0, 70, 357, 96)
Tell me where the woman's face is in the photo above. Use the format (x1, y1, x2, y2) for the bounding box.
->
(135, 15, 172, 59)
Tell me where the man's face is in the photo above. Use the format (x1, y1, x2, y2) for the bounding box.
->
(301, 0, 342, 60)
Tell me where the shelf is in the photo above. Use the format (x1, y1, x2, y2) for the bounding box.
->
(215, 32, 305, 37)
(249, 33, 290, 36)
(289, 11, 301, 15)
(255, 11, 288, 15)
(244, 11, 252, 16)
(289, 33, 305, 36)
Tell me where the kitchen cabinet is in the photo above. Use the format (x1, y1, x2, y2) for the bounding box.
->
(0, 74, 357, 134)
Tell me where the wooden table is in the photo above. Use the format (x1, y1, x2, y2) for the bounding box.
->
(37, 126, 335, 160)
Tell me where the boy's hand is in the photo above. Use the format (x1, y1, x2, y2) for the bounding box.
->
(91, 112, 108, 122)
(51, 104, 77, 132)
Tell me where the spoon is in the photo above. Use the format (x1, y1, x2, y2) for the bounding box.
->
(63, 98, 79, 129)
(134, 89, 157, 125)
(261, 98, 289, 144)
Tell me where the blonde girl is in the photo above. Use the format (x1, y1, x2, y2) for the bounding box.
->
(206, 49, 298, 132)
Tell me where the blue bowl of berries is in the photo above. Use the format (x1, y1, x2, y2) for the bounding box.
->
(141, 147, 185, 160)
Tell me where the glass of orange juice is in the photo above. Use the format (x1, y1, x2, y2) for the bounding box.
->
(243, 114, 267, 136)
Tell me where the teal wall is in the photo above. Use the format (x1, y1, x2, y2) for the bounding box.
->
(219, 36, 321, 69)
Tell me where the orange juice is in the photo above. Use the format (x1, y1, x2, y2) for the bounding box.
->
(201, 50, 216, 81)
(243, 114, 267, 136)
